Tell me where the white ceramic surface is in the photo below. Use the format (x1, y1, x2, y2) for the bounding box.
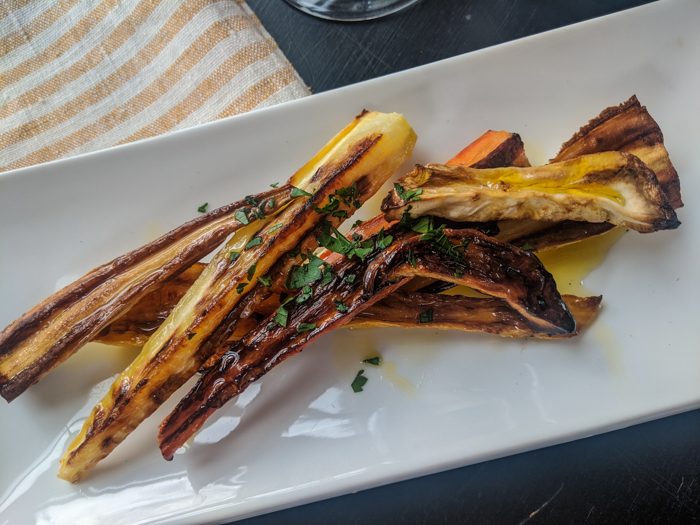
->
(1, 1, 699, 523)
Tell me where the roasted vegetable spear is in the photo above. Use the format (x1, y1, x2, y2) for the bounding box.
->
(0, 185, 292, 402)
(57, 111, 417, 483)
(158, 224, 575, 458)
(382, 151, 679, 233)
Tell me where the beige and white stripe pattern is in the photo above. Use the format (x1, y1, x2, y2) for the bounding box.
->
(0, 0, 310, 173)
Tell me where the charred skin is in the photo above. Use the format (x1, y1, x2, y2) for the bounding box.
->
(366, 229, 576, 335)
(447, 130, 531, 168)
(158, 256, 410, 460)
(352, 291, 601, 338)
(158, 226, 575, 458)
(96, 129, 522, 350)
(500, 95, 683, 250)
(58, 111, 417, 483)
(553, 95, 682, 209)
(0, 185, 292, 402)
(381, 152, 679, 234)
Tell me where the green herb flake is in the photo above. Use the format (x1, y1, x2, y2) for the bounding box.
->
(332, 210, 349, 219)
(257, 276, 272, 287)
(407, 249, 417, 268)
(269, 223, 283, 234)
(187, 333, 196, 340)
(351, 370, 368, 393)
(288, 247, 301, 258)
(521, 242, 537, 252)
(245, 195, 259, 206)
(320, 269, 335, 286)
(273, 296, 295, 327)
(344, 274, 357, 284)
(245, 237, 263, 249)
(419, 308, 434, 324)
(270, 182, 279, 188)
(268, 199, 276, 208)
(235, 209, 250, 225)
(285, 252, 326, 289)
(455, 269, 465, 278)
(314, 195, 341, 215)
(363, 356, 381, 366)
(197, 203, 208, 213)
(420, 225, 462, 261)
(291, 187, 313, 198)
(236, 282, 248, 294)
(411, 215, 433, 234)
(295, 285, 313, 305)
(229, 251, 240, 262)
(394, 182, 423, 202)
(333, 298, 348, 313)
(375, 227, 394, 251)
(352, 219, 364, 228)
(247, 262, 257, 281)
(297, 323, 317, 333)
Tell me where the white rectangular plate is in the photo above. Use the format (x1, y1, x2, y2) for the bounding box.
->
(1, 1, 699, 523)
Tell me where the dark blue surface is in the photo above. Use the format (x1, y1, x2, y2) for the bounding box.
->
(237, 1, 700, 523)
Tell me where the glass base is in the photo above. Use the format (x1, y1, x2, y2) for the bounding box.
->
(284, 0, 420, 21)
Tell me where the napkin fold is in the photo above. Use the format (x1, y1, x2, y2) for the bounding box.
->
(0, 0, 310, 173)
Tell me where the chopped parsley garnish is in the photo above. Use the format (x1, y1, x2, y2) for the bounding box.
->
(394, 182, 423, 202)
(247, 262, 257, 281)
(288, 247, 301, 258)
(419, 308, 434, 324)
(363, 356, 381, 366)
(257, 276, 272, 287)
(268, 199, 276, 208)
(245, 237, 263, 249)
(187, 333, 196, 340)
(250, 208, 266, 220)
(334, 298, 348, 313)
(320, 269, 335, 286)
(521, 242, 537, 252)
(270, 182, 279, 188)
(235, 209, 250, 225)
(318, 224, 374, 261)
(314, 195, 341, 215)
(407, 249, 417, 268)
(229, 251, 240, 262)
(455, 269, 464, 278)
(351, 370, 368, 393)
(375, 227, 394, 250)
(332, 210, 349, 219)
(352, 219, 364, 228)
(297, 323, 317, 333)
(420, 224, 462, 261)
(285, 251, 330, 290)
(344, 274, 357, 284)
(273, 297, 294, 327)
(291, 186, 313, 198)
(411, 215, 433, 233)
(197, 203, 208, 213)
(269, 223, 283, 234)
(245, 195, 259, 206)
(236, 282, 247, 294)
(295, 285, 313, 305)
(335, 183, 359, 207)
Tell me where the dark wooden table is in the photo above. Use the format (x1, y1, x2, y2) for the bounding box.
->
(238, 1, 700, 523)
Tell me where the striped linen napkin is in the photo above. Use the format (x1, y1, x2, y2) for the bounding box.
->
(0, 0, 310, 173)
